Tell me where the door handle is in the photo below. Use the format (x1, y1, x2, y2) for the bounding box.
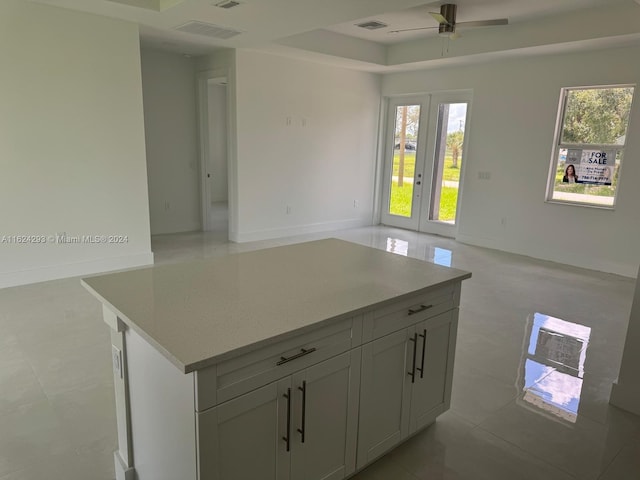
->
(282, 388, 291, 452)
(407, 333, 418, 383)
(277, 347, 316, 366)
(408, 304, 433, 316)
(297, 381, 307, 443)
(417, 329, 427, 379)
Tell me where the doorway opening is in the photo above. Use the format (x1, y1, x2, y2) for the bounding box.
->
(200, 76, 229, 234)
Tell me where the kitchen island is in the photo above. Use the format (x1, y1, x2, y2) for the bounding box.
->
(82, 238, 471, 480)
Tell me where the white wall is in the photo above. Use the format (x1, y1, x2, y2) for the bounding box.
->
(141, 48, 200, 235)
(233, 50, 381, 241)
(0, 0, 153, 289)
(383, 45, 640, 277)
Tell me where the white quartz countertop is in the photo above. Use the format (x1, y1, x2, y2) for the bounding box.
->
(82, 239, 471, 373)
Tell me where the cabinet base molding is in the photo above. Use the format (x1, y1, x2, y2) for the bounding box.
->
(349, 419, 437, 478)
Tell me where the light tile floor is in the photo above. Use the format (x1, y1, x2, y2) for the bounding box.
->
(1, 226, 639, 479)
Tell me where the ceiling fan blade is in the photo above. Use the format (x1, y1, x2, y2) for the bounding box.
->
(429, 12, 449, 25)
(456, 18, 509, 28)
(389, 26, 439, 34)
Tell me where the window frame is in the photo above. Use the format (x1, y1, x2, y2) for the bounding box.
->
(545, 84, 635, 209)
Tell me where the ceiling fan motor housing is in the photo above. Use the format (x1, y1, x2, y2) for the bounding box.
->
(439, 3, 457, 36)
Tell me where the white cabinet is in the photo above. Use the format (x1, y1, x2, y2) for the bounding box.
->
(408, 313, 457, 435)
(357, 328, 410, 467)
(357, 310, 457, 469)
(290, 351, 360, 480)
(198, 350, 361, 480)
(89, 239, 470, 480)
(197, 379, 287, 480)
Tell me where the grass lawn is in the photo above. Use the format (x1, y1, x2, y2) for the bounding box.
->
(442, 157, 461, 182)
(393, 153, 461, 183)
(438, 187, 458, 220)
(389, 181, 458, 221)
(389, 150, 461, 220)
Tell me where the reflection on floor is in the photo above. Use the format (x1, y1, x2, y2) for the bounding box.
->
(518, 312, 591, 424)
(0, 226, 639, 480)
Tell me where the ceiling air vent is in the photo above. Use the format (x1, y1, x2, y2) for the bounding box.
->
(175, 21, 243, 39)
(355, 20, 388, 30)
(214, 0, 241, 9)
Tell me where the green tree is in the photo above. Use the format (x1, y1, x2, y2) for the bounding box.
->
(446, 130, 464, 168)
(397, 106, 408, 187)
(562, 88, 633, 144)
(395, 105, 420, 139)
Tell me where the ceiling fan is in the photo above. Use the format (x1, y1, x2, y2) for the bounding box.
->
(390, 3, 508, 39)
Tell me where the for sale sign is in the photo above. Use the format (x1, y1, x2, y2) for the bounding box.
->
(566, 149, 615, 185)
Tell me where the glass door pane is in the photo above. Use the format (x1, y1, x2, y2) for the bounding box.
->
(388, 104, 421, 217)
(429, 103, 467, 224)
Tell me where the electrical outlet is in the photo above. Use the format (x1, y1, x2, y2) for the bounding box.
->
(478, 171, 491, 180)
(353, 200, 359, 208)
(501, 217, 507, 227)
(286, 205, 292, 215)
(285, 116, 292, 126)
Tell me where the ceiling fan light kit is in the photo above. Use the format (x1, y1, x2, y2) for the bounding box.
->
(434, 3, 457, 37)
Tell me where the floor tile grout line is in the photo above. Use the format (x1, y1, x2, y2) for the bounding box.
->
(473, 396, 639, 478)
(452, 361, 523, 395)
(472, 398, 580, 476)
(386, 456, 422, 480)
(595, 444, 623, 480)
(473, 422, 580, 479)
(12, 316, 96, 452)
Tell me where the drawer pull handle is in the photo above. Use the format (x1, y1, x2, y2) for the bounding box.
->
(277, 347, 317, 366)
(297, 380, 307, 443)
(282, 388, 291, 452)
(417, 329, 427, 379)
(407, 333, 418, 383)
(408, 304, 433, 316)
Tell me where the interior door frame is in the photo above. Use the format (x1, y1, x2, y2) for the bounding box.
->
(196, 69, 230, 233)
(417, 91, 472, 237)
(379, 95, 431, 230)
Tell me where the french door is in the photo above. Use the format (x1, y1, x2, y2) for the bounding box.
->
(380, 93, 471, 236)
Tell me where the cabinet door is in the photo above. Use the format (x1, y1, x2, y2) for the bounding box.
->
(408, 311, 457, 434)
(290, 350, 360, 480)
(356, 329, 412, 469)
(197, 377, 291, 480)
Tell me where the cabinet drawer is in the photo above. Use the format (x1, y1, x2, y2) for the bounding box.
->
(196, 318, 355, 411)
(362, 285, 455, 342)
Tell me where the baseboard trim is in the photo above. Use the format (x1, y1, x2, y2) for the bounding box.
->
(235, 219, 371, 243)
(114, 451, 135, 480)
(0, 252, 154, 289)
(455, 233, 636, 278)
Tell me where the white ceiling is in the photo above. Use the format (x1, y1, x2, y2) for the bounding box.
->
(325, 0, 623, 45)
(30, 0, 640, 71)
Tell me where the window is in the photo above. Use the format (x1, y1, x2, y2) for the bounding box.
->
(546, 85, 635, 208)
